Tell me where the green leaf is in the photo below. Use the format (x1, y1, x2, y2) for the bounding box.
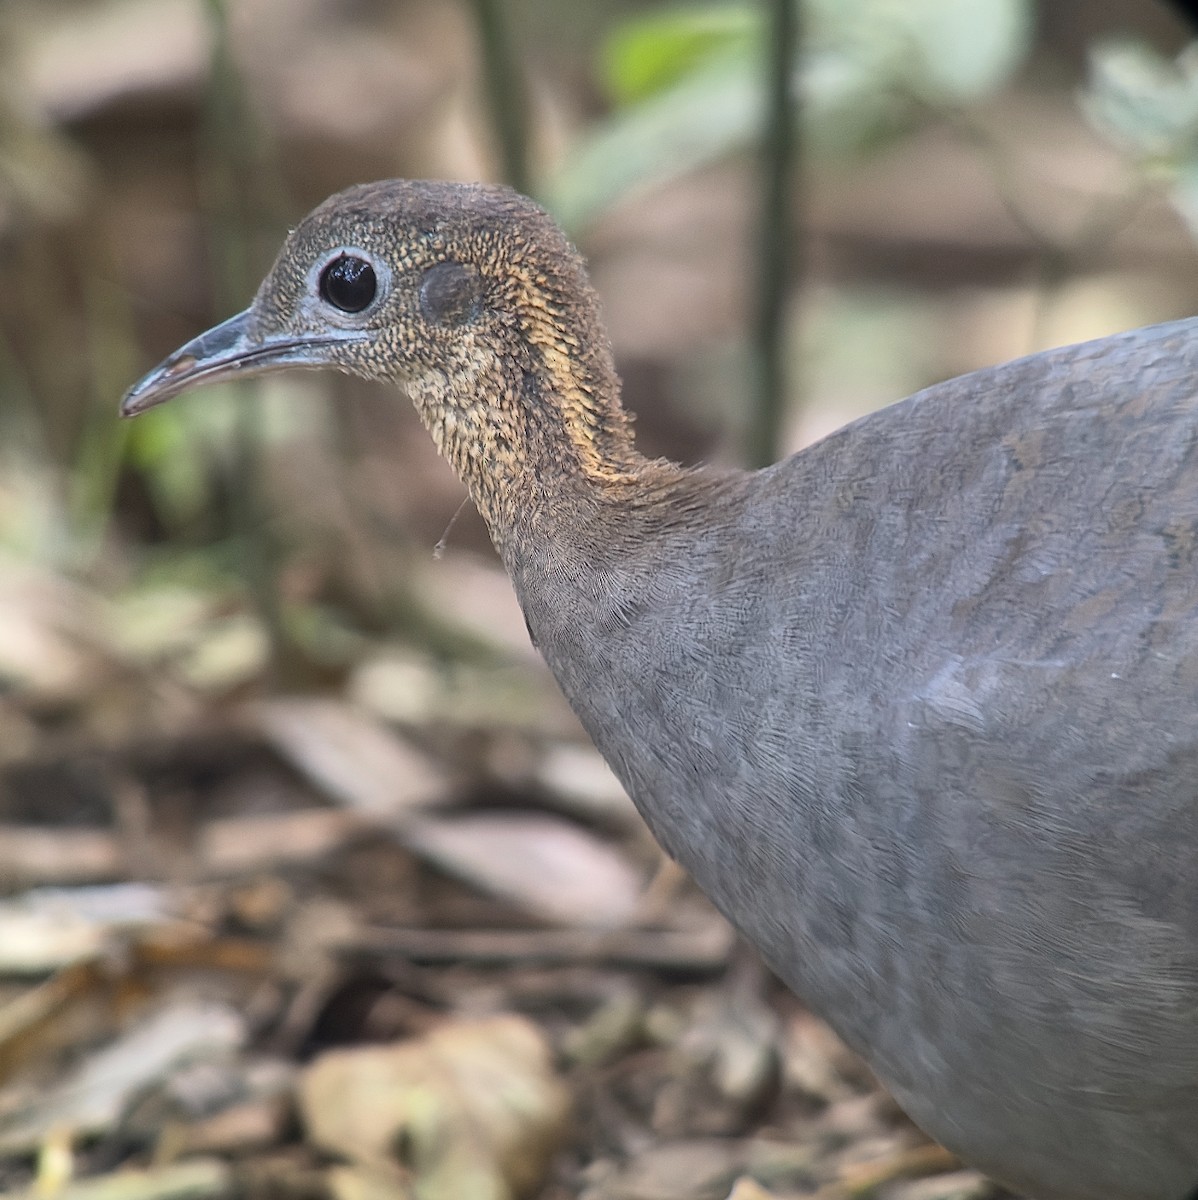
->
(1082, 41, 1198, 245)
(1083, 40, 1198, 159)
(549, 47, 762, 231)
(551, 0, 1033, 232)
(124, 403, 216, 528)
(803, 0, 1031, 102)
(1170, 159, 1198, 243)
(601, 4, 761, 105)
(894, 0, 1031, 101)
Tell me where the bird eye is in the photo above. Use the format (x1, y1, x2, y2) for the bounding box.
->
(419, 261, 481, 326)
(319, 254, 377, 313)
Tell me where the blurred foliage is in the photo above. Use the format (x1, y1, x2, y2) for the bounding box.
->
(549, 0, 1034, 228)
(1083, 40, 1198, 239)
(0, 0, 1196, 689)
(1, 8, 1198, 1191)
(600, 5, 758, 104)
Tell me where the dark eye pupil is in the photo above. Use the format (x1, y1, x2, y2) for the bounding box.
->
(319, 254, 376, 312)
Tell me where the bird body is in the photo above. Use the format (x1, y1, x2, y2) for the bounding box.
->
(123, 181, 1198, 1200)
(514, 320, 1198, 1200)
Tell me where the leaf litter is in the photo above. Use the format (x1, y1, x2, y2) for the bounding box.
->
(0, 560, 992, 1200)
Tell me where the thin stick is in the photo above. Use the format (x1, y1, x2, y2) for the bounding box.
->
(468, 0, 532, 195)
(200, 0, 289, 680)
(747, 0, 799, 468)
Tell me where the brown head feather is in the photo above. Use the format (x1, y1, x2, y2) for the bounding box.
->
(248, 180, 669, 541)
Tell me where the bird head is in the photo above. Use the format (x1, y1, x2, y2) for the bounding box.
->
(122, 180, 637, 526)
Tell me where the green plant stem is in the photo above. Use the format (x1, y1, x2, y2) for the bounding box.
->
(747, 0, 798, 468)
(70, 275, 135, 555)
(468, 0, 532, 195)
(201, 0, 289, 681)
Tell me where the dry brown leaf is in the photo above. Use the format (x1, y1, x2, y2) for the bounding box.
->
(299, 1014, 570, 1200)
(833, 1143, 963, 1196)
(195, 808, 366, 877)
(0, 828, 122, 890)
(256, 698, 451, 819)
(345, 921, 735, 972)
(174, 1094, 290, 1158)
(402, 813, 643, 927)
(589, 1139, 820, 1200)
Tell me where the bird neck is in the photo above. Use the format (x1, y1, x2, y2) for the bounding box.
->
(413, 255, 686, 554)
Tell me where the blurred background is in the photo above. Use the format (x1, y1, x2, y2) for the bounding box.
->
(1, 1, 1198, 1198)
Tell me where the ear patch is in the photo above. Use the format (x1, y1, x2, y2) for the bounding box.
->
(420, 262, 482, 326)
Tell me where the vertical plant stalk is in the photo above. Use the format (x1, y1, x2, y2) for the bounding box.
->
(468, 0, 532, 195)
(71, 275, 136, 555)
(747, 0, 798, 468)
(201, 0, 290, 679)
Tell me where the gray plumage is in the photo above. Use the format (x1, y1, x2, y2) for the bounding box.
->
(123, 181, 1198, 1200)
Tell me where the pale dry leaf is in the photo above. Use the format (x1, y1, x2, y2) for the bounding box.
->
(275, 897, 361, 982)
(0, 562, 107, 702)
(415, 554, 539, 662)
(178, 615, 269, 693)
(0, 826, 122, 890)
(402, 813, 643, 927)
(886, 1171, 995, 1200)
(10, 1158, 232, 1200)
(326, 1162, 415, 1200)
(0, 1002, 245, 1153)
(350, 649, 576, 735)
(560, 988, 644, 1069)
(724, 1178, 782, 1200)
(0, 884, 172, 974)
(781, 1010, 872, 1104)
(679, 986, 779, 1106)
(21, 0, 207, 122)
(833, 1142, 963, 1196)
(592, 1139, 817, 1200)
(105, 586, 216, 664)
(196, 808, 366, 877)
(299, 1014, 570, 1200)
(606, 1138, 744, 1200)
(534, 742, 639, 825)
(256, 698, 451, 819)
